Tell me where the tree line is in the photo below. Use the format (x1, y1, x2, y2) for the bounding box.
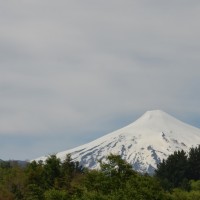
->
(1, 146, 200, 199)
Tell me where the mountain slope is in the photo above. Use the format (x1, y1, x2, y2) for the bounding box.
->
(36, 110, 200, 174)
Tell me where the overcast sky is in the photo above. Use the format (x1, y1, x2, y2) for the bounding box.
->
(1, 0, 200, 160)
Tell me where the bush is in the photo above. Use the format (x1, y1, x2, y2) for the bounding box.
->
(44, 189, 69, 200)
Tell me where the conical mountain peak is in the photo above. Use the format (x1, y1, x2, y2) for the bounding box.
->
(138, 110, 177, 122)
(130, 110, 188, 133)
(142, 110, 170, 118)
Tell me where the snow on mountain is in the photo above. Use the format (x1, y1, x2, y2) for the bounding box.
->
(36, 110, 200, 174)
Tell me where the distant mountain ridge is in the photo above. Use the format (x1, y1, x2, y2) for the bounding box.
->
(36, 110, 200, 174)
(0, 159, 28, 168)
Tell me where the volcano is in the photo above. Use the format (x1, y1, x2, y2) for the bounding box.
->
(36, 110, 200, 174)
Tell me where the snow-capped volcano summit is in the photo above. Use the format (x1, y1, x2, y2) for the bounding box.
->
(36, 110, 200, 174)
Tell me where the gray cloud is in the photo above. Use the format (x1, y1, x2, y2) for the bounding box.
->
(0, 0, 200, 159)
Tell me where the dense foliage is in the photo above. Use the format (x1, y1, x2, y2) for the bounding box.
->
(155, 146, 200, 191)
(0, 146, 200, 199)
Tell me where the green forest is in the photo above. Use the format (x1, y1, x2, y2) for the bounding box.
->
(1, 146, 200, 200)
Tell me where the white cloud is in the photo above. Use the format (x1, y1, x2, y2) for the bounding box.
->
(0, 0, 200, 159)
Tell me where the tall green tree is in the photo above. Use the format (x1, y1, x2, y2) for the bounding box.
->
(43, 155, 61, 188)
(26, 160, 44, 188)
(155, 150, 188, 190)
(100, 154, 136, 192)
(188, 146, 200, 180)
(60, 154, 82, 190)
